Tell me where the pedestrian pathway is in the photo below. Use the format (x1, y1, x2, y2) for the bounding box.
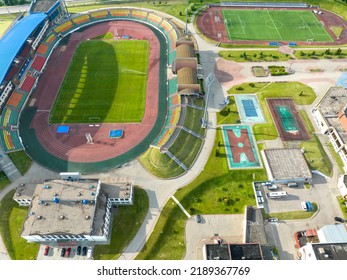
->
(171, 195, 191, 218)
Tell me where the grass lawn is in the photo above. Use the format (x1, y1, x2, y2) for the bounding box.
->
(295, 48, 347, 59)
(217, 96, 240, 125)
(137, 128, 267, 259)
(93, 187, 149, 260)
(253, 124, 278, 141)
(337, 196, 347, 220)
(138, 148, 185, 178)
(8, 151, 32, 175)
(0, 17, 15, 38)
(168, 130, 203, 168)
(183, 107, 205, 136)
(0, 172, 10, 192)
(297, 110, 332, 176)
(219, 50, 291, 62)
(222, 9, 333, 42)
(50, 40, 148, 123)
(0, 190, 39, 260)
(328, 143, 345, 174)
(300, 135, 332, 177)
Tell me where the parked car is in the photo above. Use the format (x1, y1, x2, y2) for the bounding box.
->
(306, 201, 313, 211)
(43, 246, 50, 256)
(267, 217, 278, 223)
(334, 216, 345, 223)
(77, 246, 81, 256)
(65, 247, 71, 257)
(82, 246, 87, 256)
(301, 201, 307, 211)
(196, 214, 202, 223)
(60, 248, 66, 257)
(87, 247, 93, 259)
(267, 184, 278, 190)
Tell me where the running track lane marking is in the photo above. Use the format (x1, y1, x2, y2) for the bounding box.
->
(171, 195, 191, 218)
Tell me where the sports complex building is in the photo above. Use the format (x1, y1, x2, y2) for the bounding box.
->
(0, 0, 206, 175)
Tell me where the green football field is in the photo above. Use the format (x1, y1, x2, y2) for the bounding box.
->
(222, 9, 333, 42)
(50, 39, 149, 123)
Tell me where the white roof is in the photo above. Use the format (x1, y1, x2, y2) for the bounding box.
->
(318, 224, 347, 243)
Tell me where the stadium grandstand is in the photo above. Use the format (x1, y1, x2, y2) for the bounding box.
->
(0, 0, 66, 153)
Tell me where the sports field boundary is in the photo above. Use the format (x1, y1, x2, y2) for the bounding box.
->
(19, 21, 169, 173)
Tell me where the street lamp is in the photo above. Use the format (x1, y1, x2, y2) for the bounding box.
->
(201, 73, 214, 128)
(185, 0, 189, 34)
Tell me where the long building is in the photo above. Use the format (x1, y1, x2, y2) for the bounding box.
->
(18, 177, 133, 245)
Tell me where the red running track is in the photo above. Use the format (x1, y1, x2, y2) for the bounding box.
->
(28, 21, 160, 163)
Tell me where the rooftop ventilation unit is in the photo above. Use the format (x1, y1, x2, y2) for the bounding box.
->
(85, 215, 91, 220)
(59, 215, 65, 220)
(37, 215, 42, 220)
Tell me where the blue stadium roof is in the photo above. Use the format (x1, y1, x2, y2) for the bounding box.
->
(0, 13, 47, 85)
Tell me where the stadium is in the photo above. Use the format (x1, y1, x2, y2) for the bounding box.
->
(0, 0, 206, 174)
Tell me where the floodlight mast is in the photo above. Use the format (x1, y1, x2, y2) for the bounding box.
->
(185, 0, 189, 34)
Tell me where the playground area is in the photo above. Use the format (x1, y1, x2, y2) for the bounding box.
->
(267, 98, 310, 141)
(234, 94, 265, 123)
(221, 125, 261, 169)
(196, 6, 347, 45)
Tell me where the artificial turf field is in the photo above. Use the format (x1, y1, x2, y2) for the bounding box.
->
(50, 39, 149, 123)
(222, 9, 333, 42)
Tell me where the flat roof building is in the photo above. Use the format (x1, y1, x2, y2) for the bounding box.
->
(261, 148, 312, 183)
(312, 87, 347, 172)
(299, 242, 347, 260)
(20, 178, 133, 245)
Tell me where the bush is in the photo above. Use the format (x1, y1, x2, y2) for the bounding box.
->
(249, 83, 255, 88)
(236, 86, 244, 91)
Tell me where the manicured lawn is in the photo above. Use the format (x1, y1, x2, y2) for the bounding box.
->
(253, 124, 278, 141)
(0, 16, 15, 38)
(50, 40, 148, 123)
(228, 82, 269, 94)
(93, 32, 114, 39)
(295, 48, 347, 59)
(168, 130, 203, 168)
(184, 107, 205, 136)
(0, 172, 10, 192)
(137, 128, 267, 259)
(300, 135, 332, 177)
(219, 50, 291, 62)
(217, 96, 240, 125)
(8, 150, 32, 175)
(328, 143, 345, 174)
(94, 187, 149, 260)
(138, 148, 185, 178)
(0, 190, 39, 260)
(297, 111, 332, 176)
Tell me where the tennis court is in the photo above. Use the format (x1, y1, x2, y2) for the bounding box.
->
(222, 9, 333, 42)
(235, 95, 265, 123)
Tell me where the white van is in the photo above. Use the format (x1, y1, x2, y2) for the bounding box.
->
(87, 247, 93, 259)
(301, 201, 307, 211)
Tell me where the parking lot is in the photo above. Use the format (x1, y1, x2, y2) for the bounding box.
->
(37, 245, 93, 260)
(261, 183, 314, 214)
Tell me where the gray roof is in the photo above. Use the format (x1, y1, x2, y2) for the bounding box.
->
(263, 149, 312, 180)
